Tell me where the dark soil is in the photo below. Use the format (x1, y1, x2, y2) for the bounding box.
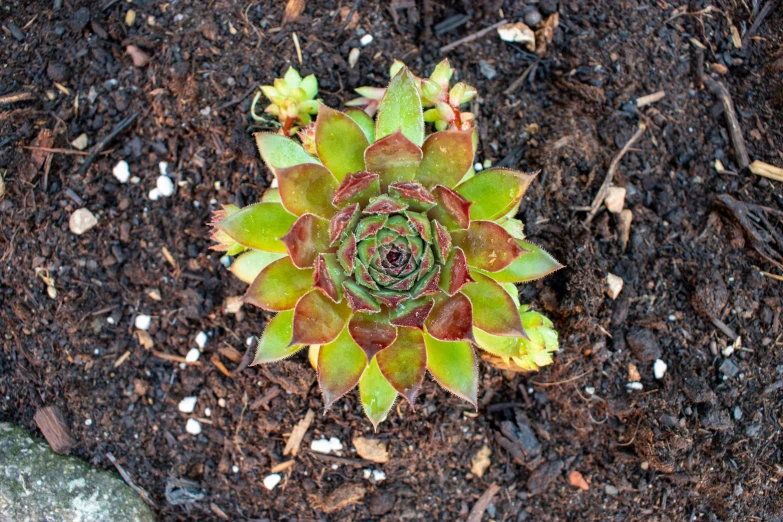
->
(2, 1, 783, 520)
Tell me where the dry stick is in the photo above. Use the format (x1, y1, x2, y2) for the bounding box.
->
(215, 82, 259, 111)
(712, 317, 739, 341)
(0, 91, 34, 104)
(78, 112, 138, 175)
(106, 452, 157, 508)
(504, 61, 537, 95)
(743, 0, 779, 45)
(339, 0, 362, 34)
(585, 124, 646, 223)
(467, 483, 501, 522)
(440, 19, 507, 54)
(703, 76, 750, 169)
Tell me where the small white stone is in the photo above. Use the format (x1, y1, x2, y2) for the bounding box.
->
(204, 408, 211, 417)
(604, 186, 627, 214)
(359, 34, 373, 46)
(348, 47, 360, 68)
(185, 348, 201, 363)
(159, 161, 169, 176)
(179, 362, 187, 370)
(157, 175, 175, 197)
(112, 160, 130, 183)
(107, 317, 115, 325)
(185, 418, 202, 435)
(195, 331, 208, 348)
(474, 162, 483, 172)
(134, 314, 151, 331)
(148, 188, 161, 201)
(85, 418, 93, 426)
(363, 469, 372, 479)
(584, 386, 595, 395)
(218, 398, 227, 408)
(71, 133, 89, 151)
(626, 382, 644, 392)
(200, 106, 211, 116)
(263, 474, 282, 490)
(130, 176, 141, 184)
(605, 273, 624, 300)
(653, 359, 668, 380)
(69, 208, 98, 235)
(220, 255, 231, 267)
(331, 463, 338, 470)
(372, 470, 386, 482)
(232, 465, 240, 473)
(246, 336, 256, 346)
(178, 396, 197, 413)
(311, 437, 343, 454)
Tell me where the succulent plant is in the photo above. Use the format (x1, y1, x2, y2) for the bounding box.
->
(214, 66, 562, 428)
(251, 67, 319, 136)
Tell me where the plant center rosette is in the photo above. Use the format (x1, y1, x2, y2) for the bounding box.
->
(211, 68, 563, 428)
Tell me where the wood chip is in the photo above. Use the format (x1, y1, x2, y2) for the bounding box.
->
(618, 209, 633, 251)
(136, 330, 154, 349)
(353, 436, 390, 463)
(322, 483, 366, 513)
(271, 460, 296, 473)
(152, 350, 200, 365)
(628, 363, 641, 382)
(161, 246, 177, 268)
(467, 483, 501, 522)
(283, 409, 314, 456)
(283, 0, 305, 24)
(636, 90, 666, 107)
(604, 186, 626, 214)
(470, 445, 492, 478)
(211, 354, 232, 377)
(34, 406, 75, 455)
(568, 470, 590, 490)
(605, 273, 624, 300)
(113, 350, 131, 368)
(749, 160, 783, 183)
(218, 345, 243, 363)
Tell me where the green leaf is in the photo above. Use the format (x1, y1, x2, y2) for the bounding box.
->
(376, 69, 425, 146)
(423, 333, 477, 407)
(472, 327, 520, 359)
(229, 250, 285, 284)
(461, 271, 526, 337)
(377, 327, 427, 407)
(217, 202, 297, 254)
(315, 104, 369, 181)
(417, 130, 474, 189)
(455, 168, 537, 221)
(364, 131, 422, 190)
(253, 310, 305, 364)
(318, 326, 368, 408)
(261, 188, 281, 203)
(255, 133, 320, 174)
(346, 107, 376, 143)
(359, 356, 398, 430)
(280, 214, 332, 268)
(451, 221, 526, 272)
(243, 257, 314, 311)
(291, 290, 352, 345)
(484, 240, 564, 283)
(276, 163, 339, 218)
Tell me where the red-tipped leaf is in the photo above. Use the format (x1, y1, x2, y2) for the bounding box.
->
(452, 221, 527, 272)
(425, 293, 474, 342)
(276, 163, 339, 218)
(243, 257, 314, 311)
(290, 290, 351, 345)
(281, 214, 331, 268)
(348, 311, 398, 360)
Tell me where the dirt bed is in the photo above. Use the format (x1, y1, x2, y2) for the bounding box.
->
(1, 0, 782, 520)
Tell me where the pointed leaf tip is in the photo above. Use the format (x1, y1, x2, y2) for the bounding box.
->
(318, 327, 368, 409)
(424, 333, 478, 408)
(377, 327, 426, 408)
(376, 68, 425, 147)
(360, 357, 398, 429)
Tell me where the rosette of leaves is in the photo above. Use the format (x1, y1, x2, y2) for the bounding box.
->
(251, 67, 319, 135)
(212, 68, 562, 428)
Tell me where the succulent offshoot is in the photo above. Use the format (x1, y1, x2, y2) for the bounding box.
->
(252, 67, 319, 136)
(215, 64, 563, 428)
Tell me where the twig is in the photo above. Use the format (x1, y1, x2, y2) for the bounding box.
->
(743, 0, 779, 45)
(440, 19, 507, 54)
(636, 90, 666, 107)
(712, 317, 739, 341)
(307, 451, 374, 467)
(78, 112, 138, 175)
(703, 77, 749, 168)
(585, 123, 646, 223)
(22, 146, 90, 156)
(338, 0, 361, 34)
(504, 62, 537, 95)
(151, 350, 201, 365)
(467, 483, 501, 522)
(215, 82, 260, 111)
(106, 452, 157, 508)
(292, 32, 302, 65)
(749, 160, 783, 182)
(531, 370, 591, 387)
(760, 271, 783, 282)
(0, 91, 34, 104)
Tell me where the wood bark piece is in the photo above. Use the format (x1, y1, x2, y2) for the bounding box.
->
(467, 483, 501, 522)
(283, 409, 314, 456)
(703, 77, 750, 168)
(34, 406, 75, 455)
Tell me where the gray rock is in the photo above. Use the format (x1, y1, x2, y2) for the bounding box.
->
(0, 423, 154, 522)
(719, 359, 740, 378)
(478, 60, 497, 80)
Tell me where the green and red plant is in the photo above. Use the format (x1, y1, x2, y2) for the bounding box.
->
(212, 63, 562, 428)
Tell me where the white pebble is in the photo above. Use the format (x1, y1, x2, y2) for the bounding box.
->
(372, 470, 386, 482)
(158, 161, 169, 176)
(134, 314, 151, 331)
(263, 474, 282, 490)
(178, 396, 197, 413)
(157, 175, 175, 197)
(179, 362, 187, 370)
(626, 382, 644, 392)
(107, 317, 115, 325)
(218, 398, 227, 408)
(246, 336, 256, 346)
(130, 176, 141, 184)
(69, 208, 98, 235)
(232, 465, 240, 473)
(204, 407, 211, 417)
(474, 162, 483, 172)
(584, 386, 595, 395)
(195, 331, 208, 348)
(148, 188, 161, 201)
(653, 359, 668, 380)
(359, 34, 373, 46)
(200, 106, 211, 116)
(220, 255, 232, 267)
(185, 418, 202, 435)
(85, 418, 93, 426)
(185, 347, 201, 363)
(363, 469, 372, 479)
(310, 437, 343, 454)
(112, 160, 130, 183)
